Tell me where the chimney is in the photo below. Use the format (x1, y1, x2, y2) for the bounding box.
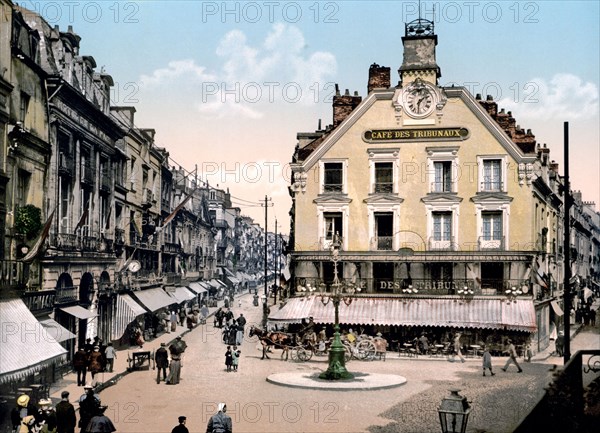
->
(332, 86, 362, 128)
(110, 106, 136, 128)
(367, 63, 391, 94)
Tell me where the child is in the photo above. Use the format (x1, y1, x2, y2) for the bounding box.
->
(225, 346, 233, 372)
(232, 346, 240, 372)
(482, 346, 495, 376)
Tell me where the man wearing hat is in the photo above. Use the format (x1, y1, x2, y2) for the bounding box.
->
(85, 406, 115, 433)
(206, 403, 232, 433)
(78, 386, 100, 433)
(502, 339, 523, 373)
(171, 416, 189, 433)
(55, 391, 77, 433)
(155, 342, 169, 384)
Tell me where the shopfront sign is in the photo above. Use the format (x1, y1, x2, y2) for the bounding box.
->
(363, 127, 469, 142)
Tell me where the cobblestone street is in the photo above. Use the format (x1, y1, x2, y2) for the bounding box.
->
(48, 293, 599, 433)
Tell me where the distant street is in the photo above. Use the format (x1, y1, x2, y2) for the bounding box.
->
(93, 294, 600, 433)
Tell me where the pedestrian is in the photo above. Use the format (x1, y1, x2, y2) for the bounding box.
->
(55, 391, 76, 433)
(232, 346, 240, 372)
(84, 338, 93, 354)
(103, 343, 116, 373)
(225, 309, 234, 327)
(590, 308, 597, 326)
(179, 308, 186, 327)
(11, 394, 37, 433)
(482, 346, 495, 376)
(85, 406, 115, 433)
(206, 403, 232, 433)
(555, 331, 565, 356)
(170, 311, 178, 332)
(502, 339, 523, 373)
(155, 342, 169, 384)
(87, 347, 104, 383)
(73, 347, 88, 386)
(524, 339, 533, 362)
(36, 398, 56, 433)
(225, 346, 233, 372)
(215, 308, 224, 328)
(448, 332, 465, 363)
(171, 416, 189, 433)
(78, 386, 100, 433)
(235, 314, 246, 345)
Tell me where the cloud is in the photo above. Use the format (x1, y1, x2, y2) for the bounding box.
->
(138, 24, 337, 119)
(140, 59, 215, 87)
(498, 73, 599, 120)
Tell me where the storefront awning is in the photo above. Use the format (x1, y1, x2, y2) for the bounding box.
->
(169, 287, 197, 303)
(1, 299, 67, 384)
(209, 279, 227, 289)
(59, 305, 97, 319)
(39, 318, 76, 343)
(112, 294, 146, 341)
(227, 276, 240, 285)
(188, 282, 208, 294)
(131, 288, 176, 312)
(268, 296, 537, 332)
(550, 300, 564, 317)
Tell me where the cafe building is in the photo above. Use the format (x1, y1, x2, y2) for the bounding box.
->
(277, 18, 561, 352)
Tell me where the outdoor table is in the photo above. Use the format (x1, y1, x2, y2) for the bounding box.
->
(469, 344, 482, 357)
(127, 351, 152, 371)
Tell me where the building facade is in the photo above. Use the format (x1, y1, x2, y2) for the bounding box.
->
(280, 19, 584, 352)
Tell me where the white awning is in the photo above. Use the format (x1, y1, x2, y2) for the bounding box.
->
(131, 288, 176, 312)
(550, 300, 564, 317)
(188, 282, 208, 294)
(0, 299, 67, 384)
(112, 294, 146, 341)
(39, 318, 76, 343)
(170, 287, 197, 303)
(59, 305, 97, 319)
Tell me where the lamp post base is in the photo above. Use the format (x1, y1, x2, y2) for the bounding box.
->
(319, 331, 353, 380)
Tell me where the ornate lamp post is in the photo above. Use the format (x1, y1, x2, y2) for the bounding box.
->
(317, 235, 360, 380)
(438, 389, 471, 433)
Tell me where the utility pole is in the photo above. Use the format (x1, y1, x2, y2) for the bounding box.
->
(274, 218, 279, 304)
(261, 195, 273, 327)
(563, 121, 572, 363)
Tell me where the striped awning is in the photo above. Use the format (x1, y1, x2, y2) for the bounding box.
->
(169, 287, 197, 303)
(59, 305, 97, 319)
(209, 279, 227, 289)
(268, 296, 537, 332)
(131, 288, 176, 312)
(188, 282, 208, 294)
(0, 299, 67, 384)
(112, 294, 146, 341)
(39, 318, 76, 343)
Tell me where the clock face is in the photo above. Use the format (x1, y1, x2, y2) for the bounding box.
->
(406, 87, 434, 116)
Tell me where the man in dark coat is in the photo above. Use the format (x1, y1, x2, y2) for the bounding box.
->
(73, 347, 89, 386)
(155, 343, 169, 384)
(86, 406, 115, 433)
(55, 391, 77, 433)
(171, 416, 189, 433)
(78, 387, 100, 433)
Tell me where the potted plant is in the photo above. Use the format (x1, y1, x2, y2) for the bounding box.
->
(14, 204, 42, 240)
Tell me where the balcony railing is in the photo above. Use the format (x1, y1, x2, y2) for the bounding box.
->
(428, 236, 457, 251)
(319, 236, 345, 251)
(58, 152, 74, 177)
(323, 183, 343, 193)
(478, 236, 505, 250)
(374, 183, 393, 193)
(142, 188, 153, 206)
(55, 286, 79, 304)
(100, 173, 111, 192)
(81, 161, 95, 185)
(81, 236, 99, 252)
(0, 260, 29, 289)
(430, 182, 454, 193)
(480, 181, 504, 192)
(51, 233, 79, 251)
(371, 236, 393, 251)
(163, 242, 181, 254)
(22, 290, 56, 312)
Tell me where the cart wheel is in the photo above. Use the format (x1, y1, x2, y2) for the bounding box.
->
(344, 345, 352, 363)
(298, 347, 312, 362)
(357, 340, 376, 361)
(290, 347, 300, 362)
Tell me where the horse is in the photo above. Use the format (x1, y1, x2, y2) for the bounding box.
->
(249, 325, 295, 360)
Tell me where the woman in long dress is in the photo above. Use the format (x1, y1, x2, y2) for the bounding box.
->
(166, 355, 181, 384)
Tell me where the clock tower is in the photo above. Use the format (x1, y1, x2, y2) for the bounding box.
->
(398, 18, 441, 86)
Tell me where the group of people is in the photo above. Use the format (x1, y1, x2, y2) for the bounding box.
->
(11, 387, 115, 433)
(73, 338, 117, 387)
(171, 403, 232, 433)
(154, 336, 188, 385)
(224, 346, 241, 372)
(216, 309, 247, 346)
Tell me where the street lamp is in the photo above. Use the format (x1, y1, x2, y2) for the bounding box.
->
(505, 286, 523, 304)
(438, 389, 471, 433)
(317, 234, 360, 380)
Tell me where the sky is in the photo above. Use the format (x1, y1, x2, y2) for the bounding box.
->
(22, 0, 600, 234)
